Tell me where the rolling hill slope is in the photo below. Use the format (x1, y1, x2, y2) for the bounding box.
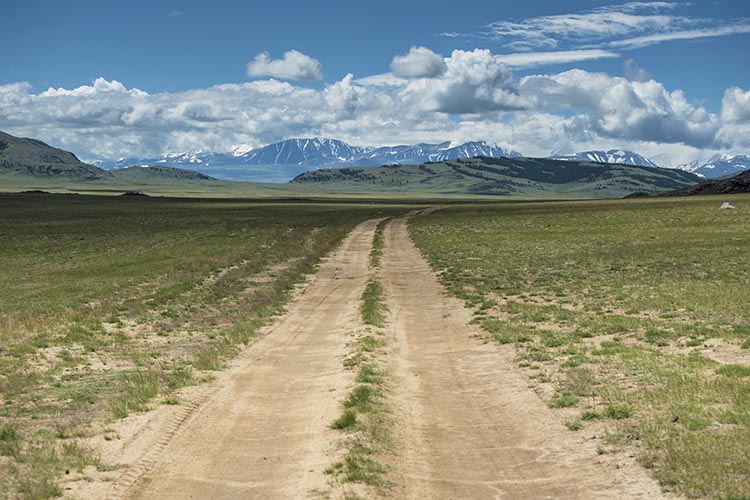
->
(111, 166, 216, 181)
(661, 170, 750, 196)
(0, 130, 111, 180)
(292, 157, 701, 198)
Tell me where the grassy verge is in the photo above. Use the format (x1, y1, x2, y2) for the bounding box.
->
(409, 195, 750, 499)
(0, 193, 405, 498)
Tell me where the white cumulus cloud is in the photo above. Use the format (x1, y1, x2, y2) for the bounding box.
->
(721, 87, 750, 123)
(390, 47, 447, 79)
(520, 69, 720, 148)
(0, 56, 747, 165)
(246, 50, 324, 81)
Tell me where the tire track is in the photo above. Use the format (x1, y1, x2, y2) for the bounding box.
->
(381, 214, 670, 499)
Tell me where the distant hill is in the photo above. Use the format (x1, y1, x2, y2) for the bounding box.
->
(0, 130, 111, 180)
(660, 170, 750, 196)
(292, 156, 700, 198)
(111, 166, 216, 181)
(677, 154, 750, 179)
(550, 149, 658, 168)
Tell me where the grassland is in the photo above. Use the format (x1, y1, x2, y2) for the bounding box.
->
(410, 194, 750, 499)
(0, 193, 404, 499)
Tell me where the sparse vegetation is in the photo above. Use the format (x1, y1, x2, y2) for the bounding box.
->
(328, 331, 393, 494)
(369, 219, 388, 268)
(0, 193, 401, 498)
(410, 194, 750, 499)
(360, 280, 388, 327)
(326, 225, 393, 496)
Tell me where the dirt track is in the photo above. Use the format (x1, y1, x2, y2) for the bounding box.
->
(381, 215, 668, 499)
(84, 218, 380, 500)
(74, 213, 669, 499)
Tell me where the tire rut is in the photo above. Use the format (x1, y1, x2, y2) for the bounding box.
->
(381, 214, 670, 499)
(74, 218, 382, 500)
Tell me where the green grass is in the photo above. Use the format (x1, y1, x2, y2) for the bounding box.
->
(0, 192, 405, 498)
(329, 253, 393, 497)
(369, 219, 388, 268)
(330, 409, 358, 430)
(292, 157, 699, 198)
(360, 280, 388, 327)
(409, 194, 750, 499)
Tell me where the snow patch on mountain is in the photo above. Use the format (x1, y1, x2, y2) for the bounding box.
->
(550, 149, 658, 168)
(94, 138, 521, 170)
(677, 154, 750, 178)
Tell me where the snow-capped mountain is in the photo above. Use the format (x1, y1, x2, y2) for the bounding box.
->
(550, 149, 659, 168)
(677, 154, 750, 179)
(239, 138, 365, 166)
(94, 138, 521, 170)
(359, 141, 520, 166)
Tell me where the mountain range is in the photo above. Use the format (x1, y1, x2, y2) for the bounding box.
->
(93, 138, 521, 172)
(3, 127, 748, 186)
(91, 139, 750, 180)
(1, 130, 707, 198)
(675, 154, 750, 178)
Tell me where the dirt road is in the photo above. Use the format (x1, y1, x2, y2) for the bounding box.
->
(380, 215, 667, 499)
(105, 218, 380, 499)
(75, 214, 668, 499)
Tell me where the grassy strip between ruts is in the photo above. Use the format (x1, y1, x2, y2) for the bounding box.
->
(409, 195, 750, 500)
(325, 225, 392, 498)
(360, 281, 388, 328)
(0, 194, 406, 499)
(369, 219, 388, 269)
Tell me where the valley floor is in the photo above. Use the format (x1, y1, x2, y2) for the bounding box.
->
(68, 213, 668, 499)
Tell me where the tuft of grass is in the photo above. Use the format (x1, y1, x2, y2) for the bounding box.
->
(331, 409, 358, 430)
(111, 370, 160, 419)
(716, 364, 750, 378)
(344, 385, 379, 412)
(356, 364, 384, 385)
(604, 404, 635, 420)
(360, 280, 387, 327)
(337, 446, 388, 486)
(566, 420, 583, 431)
(581, 410, 601, 421)
(549, 392, 580, 408)
(0, 424, 21, 457)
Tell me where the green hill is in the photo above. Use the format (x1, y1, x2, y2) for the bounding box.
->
(661, 170, 750, 196)
(111, 165, 216, 181)
(292, 157, 701, 198)
(0, 130, 110, 180)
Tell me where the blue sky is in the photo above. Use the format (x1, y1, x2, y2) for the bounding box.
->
(2, 0, 750, 164)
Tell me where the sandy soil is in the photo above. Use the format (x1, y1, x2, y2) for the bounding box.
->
(380, 214, 670, 499)
(68, 213, 675, 499)
(71, 218, 380, 500)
